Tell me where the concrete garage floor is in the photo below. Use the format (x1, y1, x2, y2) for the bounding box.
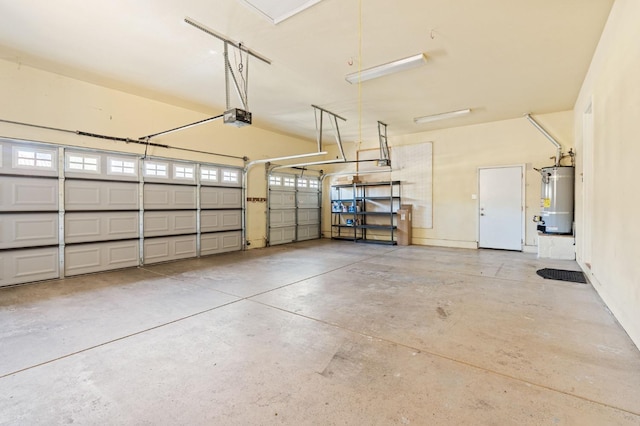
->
(1, 240, 639, 425)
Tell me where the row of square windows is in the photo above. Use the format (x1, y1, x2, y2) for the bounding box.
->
(0, 146, 239, 183)
(269, 175, 319, 189)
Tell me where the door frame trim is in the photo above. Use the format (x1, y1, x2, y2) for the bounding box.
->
(579, 98, 594, 268)
(477, 164, 525, 250)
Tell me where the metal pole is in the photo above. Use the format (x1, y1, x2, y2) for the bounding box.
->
(226, 59, 248, 111)
(185, 17, 272, 65)
(311, 104, 347, 122)
(224, 42, 230, 111)
(329, 115, 346, 161)
(138, 114, 224, 140)
(317, 109, 323, 152)
(525, 114, 562, 167)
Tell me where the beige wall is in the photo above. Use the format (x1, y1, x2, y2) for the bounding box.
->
(399, 113, 574, 249)
(323, 112, 574, 249)
(0, 59, 319, 248)
(573, 0, 640, 348)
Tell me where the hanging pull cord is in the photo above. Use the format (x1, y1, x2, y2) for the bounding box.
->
(234, 42, 250, 111)
(225, 41, 249, 111)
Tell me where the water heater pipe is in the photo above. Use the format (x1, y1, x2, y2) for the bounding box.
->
(525, 114, 562, 167)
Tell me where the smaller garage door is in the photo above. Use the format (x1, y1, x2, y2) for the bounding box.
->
(268, 173, 321, 245)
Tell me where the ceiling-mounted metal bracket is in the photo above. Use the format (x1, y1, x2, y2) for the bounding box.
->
(185, 17, 272, 125)
(377, 121, 391, 167)
(185, 17, 272, 64)
(312, 105, 347, 161)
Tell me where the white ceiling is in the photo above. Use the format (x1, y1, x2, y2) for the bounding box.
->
(0, 0, 614, 144)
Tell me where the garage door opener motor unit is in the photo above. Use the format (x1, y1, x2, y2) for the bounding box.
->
(224, 108, 252, 127)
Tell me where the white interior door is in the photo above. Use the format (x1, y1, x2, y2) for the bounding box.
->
(479, 166, 523, 250)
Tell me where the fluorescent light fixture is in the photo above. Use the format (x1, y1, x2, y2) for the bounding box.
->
(414, 108, 471, 124)
(346, 53, 427, 84)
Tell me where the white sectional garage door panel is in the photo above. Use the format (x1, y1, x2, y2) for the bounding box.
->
(65, 212, 139, 243)
(269, 226, 296, 245)
(0, 213, 59, 249)
(270, 209, 296, 227)
(297, 209, 319, 225)
(144, 211, 197, 237)
(65, 180, 139, 211)
(201, 187, 242, 209)
(0, 177, 58, 212)
(201, 231, 242, 256)
(200, 210, 242, 233)
(297, 224, 320, 241)
(0, 247, 59, 286)
(65, 240, 139, 276)
(143, 235, 197, 264)
(144, 184, 196, 210)
(269, 191, 296, 209)
(297, 192, 320, 208)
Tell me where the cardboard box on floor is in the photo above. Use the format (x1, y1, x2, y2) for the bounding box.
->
(397, 204, 412, 246)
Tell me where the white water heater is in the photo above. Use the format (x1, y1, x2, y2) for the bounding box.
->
(538, 166, 574, 234)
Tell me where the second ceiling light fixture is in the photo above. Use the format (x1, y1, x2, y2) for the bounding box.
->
(345, 53, 427, 84)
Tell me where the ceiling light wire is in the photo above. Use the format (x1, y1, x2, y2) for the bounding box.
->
(357, 0, 363, 152)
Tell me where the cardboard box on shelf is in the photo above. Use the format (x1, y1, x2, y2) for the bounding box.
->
(336, 175, 362, 185)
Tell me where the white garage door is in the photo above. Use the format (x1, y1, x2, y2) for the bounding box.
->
(0, 138, 244, 287)
(268, 173, 321, 245)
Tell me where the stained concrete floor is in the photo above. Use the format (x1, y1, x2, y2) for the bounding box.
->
(1, 240, 639, 425)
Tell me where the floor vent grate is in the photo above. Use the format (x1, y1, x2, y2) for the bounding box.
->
(536, 268, 587, 284)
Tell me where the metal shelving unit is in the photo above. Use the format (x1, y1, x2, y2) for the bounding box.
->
(330, 181, 401, 245)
